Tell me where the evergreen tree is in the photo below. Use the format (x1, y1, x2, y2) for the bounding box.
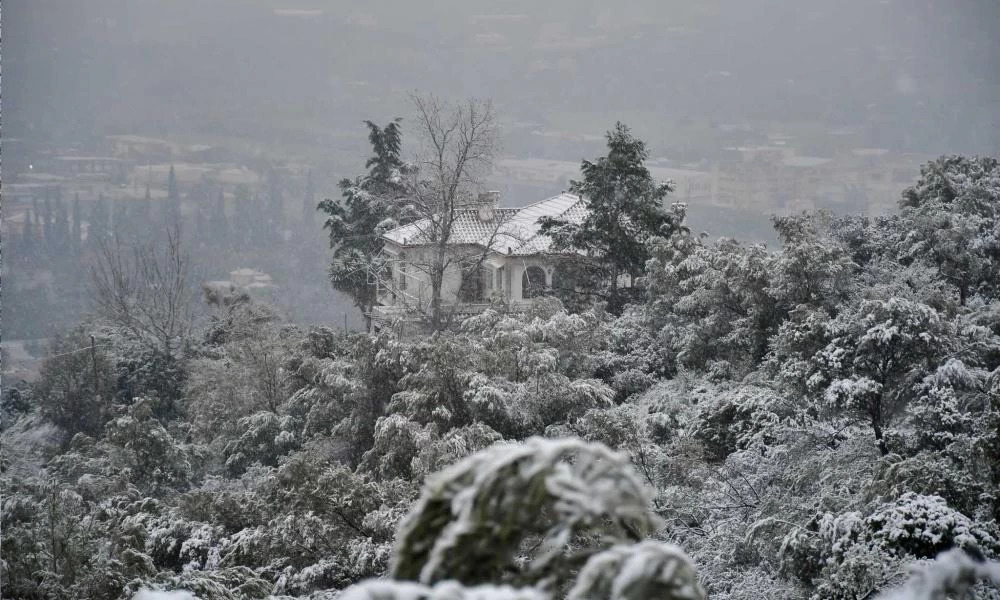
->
(251, 190, 266, 245)
(539, 122, 684, 313)
(318, 118, 408, 329)
(898, 155, 1000, 305)
(88, 193, 111, 251)
(42, 187, 54, 250)
(54, 193, 70, 256)
(189, 179, 212, 246)
(111, 197, 129, 239)
(20, 209, 38, 267)
(209, 185, 229, 248)
(72, 193, 82, 252)
(135, 182, 152, 232)
(232, 184, 254, 251)
(166, 164, 181, 228)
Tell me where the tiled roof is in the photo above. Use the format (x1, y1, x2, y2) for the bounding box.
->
(382, 193, 586, 256)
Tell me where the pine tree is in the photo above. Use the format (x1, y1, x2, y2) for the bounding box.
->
(539, 122, 684, 313)
(318, 118, 408, 329)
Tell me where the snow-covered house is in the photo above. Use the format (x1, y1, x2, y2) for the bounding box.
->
(372, 191, 586, 326)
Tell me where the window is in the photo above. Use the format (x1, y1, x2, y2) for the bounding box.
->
(497, 266, 504, 291)
(459, 265, 488, 303)
(521, 266, 546, 299)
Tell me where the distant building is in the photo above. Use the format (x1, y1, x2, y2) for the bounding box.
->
(50, 156, 133, 183)
(106, 135, 177, 162)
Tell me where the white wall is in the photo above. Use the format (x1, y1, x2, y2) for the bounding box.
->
(382, 242, 560, 311)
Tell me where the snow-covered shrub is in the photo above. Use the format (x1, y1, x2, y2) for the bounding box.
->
(338, 580, 547, 600)
(783, 493, 998, 599)
(392, 437, 660, 587)
(877, 547, 1000, 600)
(567, 541, 705, 600)
(691, 384, 786, 462)
(222, 411, 299, 474)
(861, 493, 998, 559)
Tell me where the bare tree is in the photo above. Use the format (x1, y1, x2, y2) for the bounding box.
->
(91, 225, 197, 355)
(401, 94, 501, 330)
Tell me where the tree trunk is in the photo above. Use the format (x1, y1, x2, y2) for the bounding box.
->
(870, 398, 889, 456)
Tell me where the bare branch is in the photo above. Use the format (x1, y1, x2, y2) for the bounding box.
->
(90, 224, 197, 354)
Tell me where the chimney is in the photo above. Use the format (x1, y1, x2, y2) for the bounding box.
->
(476, 190, 500, 222)
(476, 190, 501, 208)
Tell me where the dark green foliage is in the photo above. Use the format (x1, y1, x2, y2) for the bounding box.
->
(898, 155, 1000, 305)
(33, 328, 115, 438)
(319, 119, 408, 328)
(392, 438, 657, 588)
(539, 122, 684, 313)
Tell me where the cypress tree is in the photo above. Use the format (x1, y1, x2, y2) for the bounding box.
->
(89, 193, 111, 250)
(166, 164, 181, 228)
(251, 190, 266, 246)
(21, 209, 38, 266)
(210, 185, 229, 247)
(135, 182, 152, 229)
(54, 194, 70, 255)
(72, 192, 83, 251)
(232, 184, 253, 251)
(42, 188, 54, 249)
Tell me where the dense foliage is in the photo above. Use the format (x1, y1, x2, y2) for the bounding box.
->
(318, 119, 410, 329)
(540, 122, 687, 313)
(4, 155, 1000, 599)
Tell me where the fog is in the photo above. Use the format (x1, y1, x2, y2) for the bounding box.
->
(4, 0, 1000, 341)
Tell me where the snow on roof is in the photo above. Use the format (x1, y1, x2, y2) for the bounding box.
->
(382, 193, 587, 256)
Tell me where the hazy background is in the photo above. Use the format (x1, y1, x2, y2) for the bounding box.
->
(8, 1, 999, 152)
(4, 0, 1000, 342)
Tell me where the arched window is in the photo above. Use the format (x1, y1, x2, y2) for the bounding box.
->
(521, 266, 546, 299)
